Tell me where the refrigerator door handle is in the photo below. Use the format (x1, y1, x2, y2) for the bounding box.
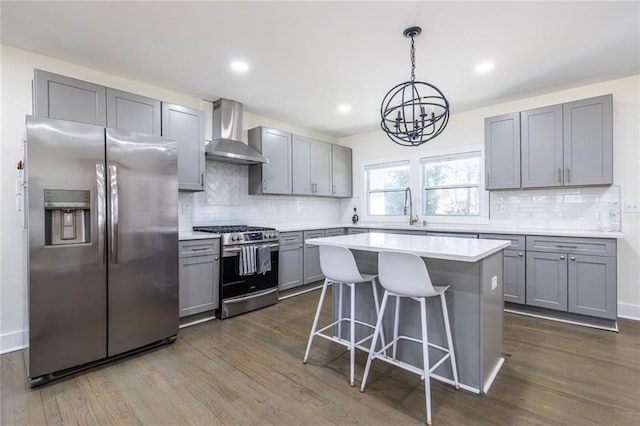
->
(96, 164, 106, 265)
(108, 164, 119, 265)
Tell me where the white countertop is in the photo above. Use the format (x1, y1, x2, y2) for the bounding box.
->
(179, 231, 221, 241)
(277, 222, 623, 239)
(305, 232, 511, 262)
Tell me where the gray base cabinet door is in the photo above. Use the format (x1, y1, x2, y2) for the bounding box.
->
(503, 249, 526, 304)
(332, 145, 352, 197)
(279, 232, 303, 290)
(568, 254, 616, 319)
(563, 95, 613, 186)
(107, 88, 161, 135)
(161, 103, 205, 192)
(484, 112, 521, 189)
(179, 255, 220, 318)
(526, 251, 568, 311)
(303, 230, 325, 284)
(33, 69, 106, 126)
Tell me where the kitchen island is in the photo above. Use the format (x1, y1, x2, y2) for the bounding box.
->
(305, 232, 510, 394)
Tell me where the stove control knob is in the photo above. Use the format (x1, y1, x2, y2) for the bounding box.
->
(232, 234, 239, 241)
(267, 232, 273, 238)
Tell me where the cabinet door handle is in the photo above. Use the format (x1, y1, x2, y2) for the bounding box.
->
(333, 184, 336, 194)
(570, 256, 576, 261)
(214, 255, 219, 261)
(518, 252, 523, 257)
(560, 255, 565, 260)
(565, 167, 571, 184)
(310, 182, 314, 193)
(201, 173, 204, 186)
(263, 179, 267, 191)
(557, 168, 562, 184)
(556, 245, 578, 249)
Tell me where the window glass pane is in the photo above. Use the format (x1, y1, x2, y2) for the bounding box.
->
(424, 188, 479, 216)
(367, 165, 409, 191)
(423, 156, 480, 187)
(369, 191, 406, 215)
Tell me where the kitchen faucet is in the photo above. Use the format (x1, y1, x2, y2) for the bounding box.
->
(403, 187, 419, 226)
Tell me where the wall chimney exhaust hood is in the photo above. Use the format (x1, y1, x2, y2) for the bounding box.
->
(205, 98, 268, 165)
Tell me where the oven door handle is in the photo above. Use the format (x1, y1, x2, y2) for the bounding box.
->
(224, 287, 279, 304)
(223, 243, 279, 254)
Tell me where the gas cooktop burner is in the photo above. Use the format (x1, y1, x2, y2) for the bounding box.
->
(193, 225, 276, 234)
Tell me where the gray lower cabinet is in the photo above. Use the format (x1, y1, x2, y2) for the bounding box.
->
(481, 234, 526, 304)
(325, 228, 345, 237)
(278, 232, 304, 291)
(526, 236, 616, 319)
(303, 229, 326, 284)
(248, 127, 293, 195)
(331, 145, 353, 197)
(106, 88, 161, 135)
(161, 103, 205, 192)
(33, 69, 106, 126)
(347, 228, 369, 234)
(485, 112, 520, 190)
(292, 135, 332, 196)
(178, 239, 220, 318)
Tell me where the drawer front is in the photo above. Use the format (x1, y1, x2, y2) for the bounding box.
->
(279, 231, 303, 248)
(526, 236, 616, 257)
(179, 239, 220, 258)
(427, 232, 478, 239)
(325, 227, 345, 237)
(304, 229, 326, 248)
(480, 233, 526, 250)
(347, 228, 369, 234)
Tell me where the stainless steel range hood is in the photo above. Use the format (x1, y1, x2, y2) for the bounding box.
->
(205, 98, 268, 164)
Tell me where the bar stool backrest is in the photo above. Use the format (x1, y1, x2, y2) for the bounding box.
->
(319, 245, 366, 283)
(378, 250, 438, 297)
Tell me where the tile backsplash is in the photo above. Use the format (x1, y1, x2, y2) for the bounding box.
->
(179, 161, 342, 231)
(489, 186, 621, 231)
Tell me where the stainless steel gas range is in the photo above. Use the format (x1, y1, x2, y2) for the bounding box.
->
(193, 225, 279, 319)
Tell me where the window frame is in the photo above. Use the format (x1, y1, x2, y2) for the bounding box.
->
(363, 160, 411, 220)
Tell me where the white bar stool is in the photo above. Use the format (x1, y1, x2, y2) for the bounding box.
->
(303, 244, 385, 387)
(360, 250, 459, 426)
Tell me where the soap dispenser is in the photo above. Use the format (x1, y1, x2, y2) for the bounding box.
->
(351, 207, 359, 224)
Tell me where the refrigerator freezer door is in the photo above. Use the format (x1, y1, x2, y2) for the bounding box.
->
(106, 129, 179, 356)
(25, 116, 107, 378)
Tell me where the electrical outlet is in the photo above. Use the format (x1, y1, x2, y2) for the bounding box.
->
(181, 203, 191, 215)
(491, 276, 498, 290)
(624, 201, 640, 213)
(497, 204, 507, 213)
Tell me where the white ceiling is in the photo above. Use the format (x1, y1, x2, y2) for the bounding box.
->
(1, 1, 638, 138)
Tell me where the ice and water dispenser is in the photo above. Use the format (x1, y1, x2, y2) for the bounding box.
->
(44, 189, 91, 245)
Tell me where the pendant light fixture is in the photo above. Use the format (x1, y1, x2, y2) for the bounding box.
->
(380, 27, 450, 146)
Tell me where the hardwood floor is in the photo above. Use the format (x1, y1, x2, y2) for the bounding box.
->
(2, 288, 640, 425)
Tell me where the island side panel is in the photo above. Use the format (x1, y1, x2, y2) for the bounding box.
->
(480, 251, 504, 392)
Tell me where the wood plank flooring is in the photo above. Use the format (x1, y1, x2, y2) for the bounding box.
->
(2, 288, 640, 425)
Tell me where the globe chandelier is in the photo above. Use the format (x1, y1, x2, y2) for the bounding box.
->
(380, 26, 450, 146)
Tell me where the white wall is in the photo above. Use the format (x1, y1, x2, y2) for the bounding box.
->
(0, 44, 338, 353)
(340, 75, 640, 312)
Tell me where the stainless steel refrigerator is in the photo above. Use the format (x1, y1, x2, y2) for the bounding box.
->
(24, 115, 179, 387)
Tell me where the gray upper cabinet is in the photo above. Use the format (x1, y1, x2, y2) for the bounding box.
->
(521, 104, 563, 188)
(292, 135, 332, 196)
(248, 127, 293, 195)
(563, 95, 613, 186)
(161, 103, 205, 192)
(484, 112, 520, 190)
(34, 69, 106, 126)
(332, 145, 353, 197)
(106, 88, 161, 136)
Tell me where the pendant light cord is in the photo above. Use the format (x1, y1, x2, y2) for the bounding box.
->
(410, 35, 416, 82)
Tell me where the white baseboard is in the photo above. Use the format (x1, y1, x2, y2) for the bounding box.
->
(1, 329, 27, 355)
(618, 303, 640, 321)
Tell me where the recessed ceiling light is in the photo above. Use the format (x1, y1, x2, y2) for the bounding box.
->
(475, 62, 495, 73)
(338, 104, 351, 113)
(231, 61, 249, 73)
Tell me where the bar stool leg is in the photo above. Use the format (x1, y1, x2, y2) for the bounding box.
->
(303, 278, 329, 364)
(420, 297, 433, 426)
(360, 290, 389, 393)
(440, 292, 459, 390)
(392, 295, 400, 359)
(337, 282, 344, 340)
(349, 282, 356, 386)
(371, 280, 387, 356)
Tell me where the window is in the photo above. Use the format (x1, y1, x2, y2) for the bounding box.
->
(422, 151, 481, 216)
(365, 161, 410, 216)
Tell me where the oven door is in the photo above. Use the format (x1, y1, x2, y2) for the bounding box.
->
(220, 243, 279, 318)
